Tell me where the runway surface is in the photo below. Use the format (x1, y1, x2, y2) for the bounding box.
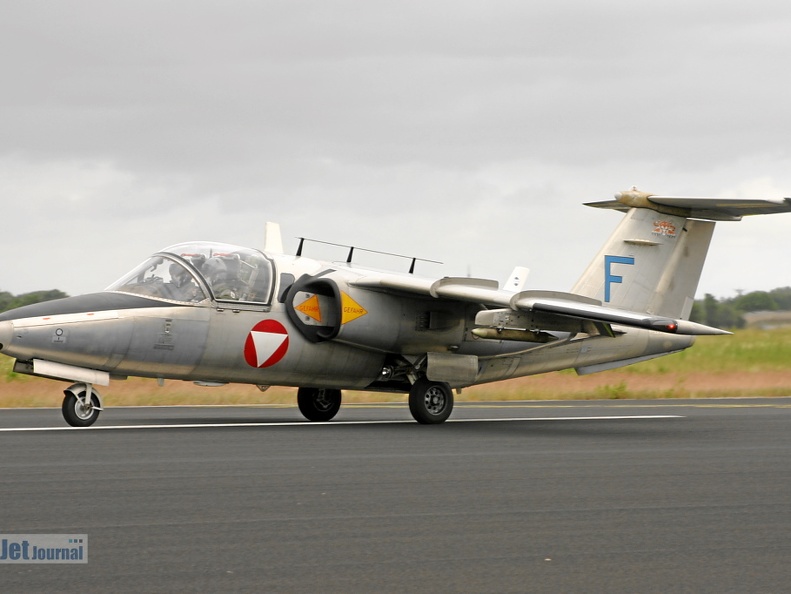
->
(1, 398, 791, 593)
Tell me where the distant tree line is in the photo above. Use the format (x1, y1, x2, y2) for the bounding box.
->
(0, 290, 68, 313)
(690, 287, 791, 329)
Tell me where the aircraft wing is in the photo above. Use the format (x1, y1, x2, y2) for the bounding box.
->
(350, 275, 729, 336)
(507, 293, 729, 335)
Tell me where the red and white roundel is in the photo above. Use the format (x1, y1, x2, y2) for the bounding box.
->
(244, 320, 289, 368)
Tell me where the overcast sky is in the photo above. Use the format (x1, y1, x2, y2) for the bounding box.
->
(2, 1, 790, 298)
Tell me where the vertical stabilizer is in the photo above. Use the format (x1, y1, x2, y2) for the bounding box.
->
(573, 187, 791, 319)
(572, 197, 714, 319)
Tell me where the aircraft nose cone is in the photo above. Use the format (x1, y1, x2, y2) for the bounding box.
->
(0, 320, 12, 353)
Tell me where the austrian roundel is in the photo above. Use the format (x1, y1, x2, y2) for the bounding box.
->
(243, 320, 289, 368)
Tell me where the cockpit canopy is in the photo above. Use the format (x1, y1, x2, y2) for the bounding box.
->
(107, 242, 275, 305)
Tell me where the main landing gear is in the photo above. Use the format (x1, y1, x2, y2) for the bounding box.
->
(297, 387, 342, 422)
(61, 383, 103, 427)
(296, 378, 454, 424)
(408, 378, 453, 424)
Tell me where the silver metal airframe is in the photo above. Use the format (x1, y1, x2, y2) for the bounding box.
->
(0, 189, 789, 427)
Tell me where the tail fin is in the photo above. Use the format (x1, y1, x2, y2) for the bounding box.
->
(572, 188, 791, 319)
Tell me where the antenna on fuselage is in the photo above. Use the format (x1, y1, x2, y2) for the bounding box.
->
(293, 237, 441, 274)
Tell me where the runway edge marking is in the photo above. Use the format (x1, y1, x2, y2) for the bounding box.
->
(0, 415, 684, 432)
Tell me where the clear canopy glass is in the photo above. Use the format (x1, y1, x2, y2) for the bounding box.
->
(107, 242, 274, 304)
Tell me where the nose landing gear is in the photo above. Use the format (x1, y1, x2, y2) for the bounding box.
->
(62, 383, 103, 427)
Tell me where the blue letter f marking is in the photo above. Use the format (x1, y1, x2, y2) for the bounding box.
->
(604, 255, 635, 302)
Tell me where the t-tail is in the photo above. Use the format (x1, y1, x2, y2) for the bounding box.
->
(572, 187, 791, 320)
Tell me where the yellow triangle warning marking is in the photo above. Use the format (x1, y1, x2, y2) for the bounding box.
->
(295, 294, 322, 323)
(341, 292, 368, 324)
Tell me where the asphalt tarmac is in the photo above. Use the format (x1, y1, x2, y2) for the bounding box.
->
(1, 398, 790, 593)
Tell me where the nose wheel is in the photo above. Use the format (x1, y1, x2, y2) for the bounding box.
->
(62, 384, 103, 427)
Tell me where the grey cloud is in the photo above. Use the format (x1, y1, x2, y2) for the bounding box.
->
(1, 1, 791, 296)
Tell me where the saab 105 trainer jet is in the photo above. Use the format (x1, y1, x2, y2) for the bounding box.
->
(1, 187, 789, 427)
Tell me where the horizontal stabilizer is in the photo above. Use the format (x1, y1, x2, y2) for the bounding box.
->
(586, 187, 791, 221)
(648, 196, 791, 219)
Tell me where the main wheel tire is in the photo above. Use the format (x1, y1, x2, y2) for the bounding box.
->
(62, 391, 101, 427)
(297, 387, 342, 422)
(408, 379, 453, 424)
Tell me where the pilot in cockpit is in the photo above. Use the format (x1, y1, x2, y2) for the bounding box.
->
(202, 255, 244, 300)
(167, 264, 202, 302)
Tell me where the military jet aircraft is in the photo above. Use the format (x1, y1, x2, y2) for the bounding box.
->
(1, 187, 789, 427)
